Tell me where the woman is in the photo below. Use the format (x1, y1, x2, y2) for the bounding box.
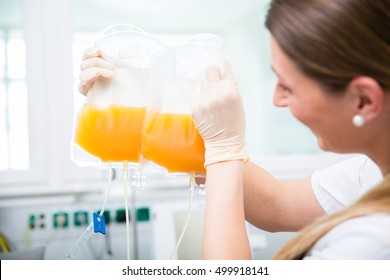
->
(78, 0, 390, 259)
(192, 0, 390, 259)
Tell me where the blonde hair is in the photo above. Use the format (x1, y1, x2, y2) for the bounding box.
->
(273, 174, 390, 259)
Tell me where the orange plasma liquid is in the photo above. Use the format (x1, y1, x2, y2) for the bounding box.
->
(142, 112, 206, 173)
(74, 104, 146, 162)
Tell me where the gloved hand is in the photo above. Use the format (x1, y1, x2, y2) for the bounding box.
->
(192, 61, 249, 167)
(78, 47, 115, 95)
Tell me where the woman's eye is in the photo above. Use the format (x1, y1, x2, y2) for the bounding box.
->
(278, 83, 290, 93)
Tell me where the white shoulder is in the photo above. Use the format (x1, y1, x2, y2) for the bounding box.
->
(311, 155, 382, 214)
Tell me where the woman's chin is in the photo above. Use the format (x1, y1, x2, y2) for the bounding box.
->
(316, 138, 330, 152)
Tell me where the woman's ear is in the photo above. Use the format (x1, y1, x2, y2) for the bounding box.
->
(347, 76, 385, 122)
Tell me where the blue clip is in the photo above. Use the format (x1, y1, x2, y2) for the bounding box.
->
(93, 213, 106, 235)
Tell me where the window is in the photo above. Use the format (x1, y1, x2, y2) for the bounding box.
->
(0, 0, 46, 186)
(0, 30, 29, 171)
(0, 0, 103, 189)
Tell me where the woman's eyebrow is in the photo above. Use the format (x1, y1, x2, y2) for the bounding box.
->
(271, 65, 291, 85)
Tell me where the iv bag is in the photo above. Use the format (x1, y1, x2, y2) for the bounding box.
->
(72, 24, 167, 167)
(142, 34, 224, 174)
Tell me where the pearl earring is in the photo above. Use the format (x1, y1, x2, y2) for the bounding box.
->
(352, 115, 365, 127)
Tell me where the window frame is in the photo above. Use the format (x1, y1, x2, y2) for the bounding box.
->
(0, 2, 46, 185)
(0, 0, 102, 190)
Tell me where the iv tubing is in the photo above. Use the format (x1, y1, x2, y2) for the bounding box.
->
(123, 161, 131, 260)
(131, 168, 139, 259)
(98, 164, 113, 217)
(67, 163, 113, 259)
(169, 172, 195, 260)
(67, 222, 94, 259)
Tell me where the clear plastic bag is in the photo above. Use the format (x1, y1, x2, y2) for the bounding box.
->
(72, 24, 167, 167)
(69, 27, 223, 260)
(142, 34, 224, 174)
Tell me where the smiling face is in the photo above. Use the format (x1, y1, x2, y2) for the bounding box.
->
(269, 35, 359, 153)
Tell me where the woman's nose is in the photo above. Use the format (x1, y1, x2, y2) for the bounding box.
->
(273, 88, 288, 107)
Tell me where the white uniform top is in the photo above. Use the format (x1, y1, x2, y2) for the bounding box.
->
(311, 155, 383, 214)
(305, 155, 389, 259)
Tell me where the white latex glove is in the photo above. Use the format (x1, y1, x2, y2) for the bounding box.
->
(78, 47, 115, 95)
(192, 61, 249, 167)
